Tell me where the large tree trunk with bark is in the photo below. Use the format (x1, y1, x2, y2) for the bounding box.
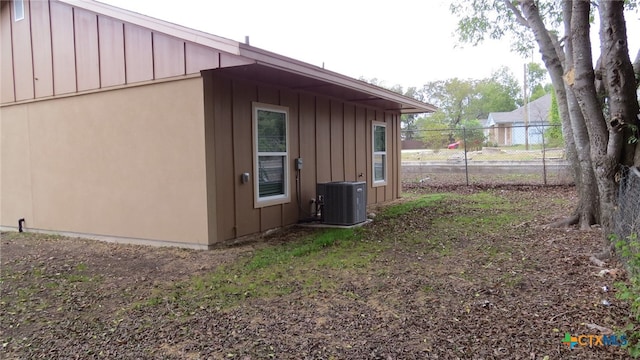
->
(519, 0, 599, 229)
(569, 0, 619, 233)
(561, 0, 599, 229)
(599, 1, 640, 169)
(569, 0, 639, 235)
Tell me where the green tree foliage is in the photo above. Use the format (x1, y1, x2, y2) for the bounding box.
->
(421, 67, 521, 128)
(455, 119, 487, 151)
(475, 66, 524, 115)
(450, 0, 562, 56)
(400, 86, 425, 140)
(422, 78, 475, 127)
(361, 65, 539, 144)
(544, 90, 563, 147)
(414, 116, 450, 148)
(526, 62, 549, 101)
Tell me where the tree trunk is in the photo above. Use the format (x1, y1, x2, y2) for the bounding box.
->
(633, 49, 640, 88)
(569, 0, 620, 234)
(598, 1, 640, 169)
(519, 0, 599, 228)
(562, 0, 598, 229)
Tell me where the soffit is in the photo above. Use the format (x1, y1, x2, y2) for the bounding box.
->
(212, 63, 435, 114)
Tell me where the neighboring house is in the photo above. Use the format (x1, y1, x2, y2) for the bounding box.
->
(486, 94, 552, 146)
(0, 0, 436, 248)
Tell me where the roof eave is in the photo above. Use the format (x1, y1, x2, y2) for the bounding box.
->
(239, 44, 437, 114)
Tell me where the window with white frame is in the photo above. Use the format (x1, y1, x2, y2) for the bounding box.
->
(253, 103, 290, 207)
(14, 0, 24, 21)
(372, 122, 387, 185)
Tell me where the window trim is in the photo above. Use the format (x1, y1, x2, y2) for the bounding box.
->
(252, 102, 290, 208)
(372, 121, 387, 186)
(13, 0, 24, 22)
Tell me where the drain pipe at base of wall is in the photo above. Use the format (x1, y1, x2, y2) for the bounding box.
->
(18, 218, 25, 232)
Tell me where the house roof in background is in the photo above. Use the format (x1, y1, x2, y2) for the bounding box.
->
(61, 0, 436, 114)
(488, 94, 552, 124)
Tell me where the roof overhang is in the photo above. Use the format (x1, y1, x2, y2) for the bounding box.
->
(218, 45, 437, 114)
(209, 63, 435, 114)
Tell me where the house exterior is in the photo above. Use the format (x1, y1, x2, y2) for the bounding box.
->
(486, 94, 551, 146)
(0, 0, 435, 248)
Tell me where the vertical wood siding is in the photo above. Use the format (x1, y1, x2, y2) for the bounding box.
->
(354, 107, 367, 184)
(203, 74, 218, 244)
(205, 73, 402, 243)
(30, 0, 54, 97)
(365, 109, 374, 204)
(124, 24, 153, 83)
(330, 101, 345, 181)
(186, 43, 219, 74)
(98, 16, 125, 87)
(1, 0, 224, 104)
(152, 32, 185, 79)
(232, 81, 260, 237)
(211, 76, 235, 241)
(11, 0, 34, 101)
(343, 104, 356, 181)
(1, 6, 15, 103)
(315, 98, 331, 183)
(50, 1, 76, 95)
(384, 113, 396, 201)
(74, 9, 100, 91)
(298, 93, 317, 216)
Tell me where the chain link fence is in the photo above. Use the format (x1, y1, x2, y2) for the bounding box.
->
(612, 166, 640, 271)
(402, 125, 573, 186)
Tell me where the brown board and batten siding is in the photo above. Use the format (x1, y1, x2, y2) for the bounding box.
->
(330, 100, 345, 181)
(31, 0, 54, 97)
(10, 0, 34, 101)
(343, 104, 357, 182)
(279, 89, 301, 228)
(0, 0, 225, 104)
(1, 4, 15, 103)
(233, 81, 260, 237)
(203, 71, 402, 244)
(298, 93, 318, 215)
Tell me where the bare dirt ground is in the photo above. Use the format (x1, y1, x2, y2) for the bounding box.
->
(0, 184, 633, 359)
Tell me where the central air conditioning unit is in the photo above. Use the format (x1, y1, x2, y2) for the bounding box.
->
(316, 181, 367, 226)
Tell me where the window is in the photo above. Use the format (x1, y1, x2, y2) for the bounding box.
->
(372, 122, 387, 185)
(13, 0, 24, 21)
(253, 103, 290, 207)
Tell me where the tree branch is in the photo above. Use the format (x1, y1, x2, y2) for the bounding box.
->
(507, 0, 530, 28)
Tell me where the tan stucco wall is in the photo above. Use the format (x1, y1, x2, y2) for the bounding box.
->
(0, 77, 210, 247)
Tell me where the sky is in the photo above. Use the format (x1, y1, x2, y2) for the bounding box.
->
(100, 0, 639, 91)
